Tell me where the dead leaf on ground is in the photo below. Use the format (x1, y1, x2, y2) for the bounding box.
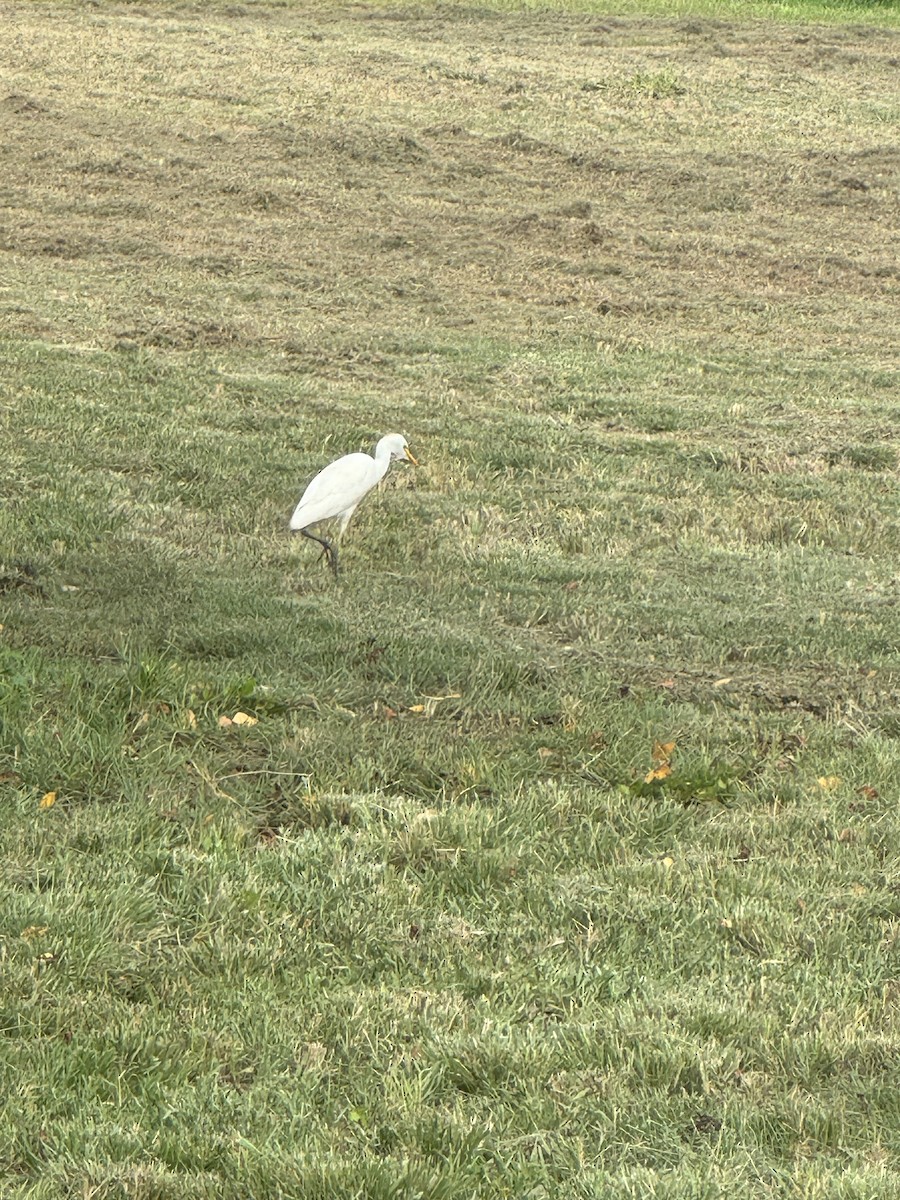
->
(218, 715, 234, 728)
(817, 775, 842, 791)
(39, 790, 57, 809)
(645, 739, 675, 783)
(232, 711, 258, 726)
(645, 762, 673, 782)
(857, 785, 879, 800)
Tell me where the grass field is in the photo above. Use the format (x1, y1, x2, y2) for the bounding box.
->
(1, 0, 899, 1196)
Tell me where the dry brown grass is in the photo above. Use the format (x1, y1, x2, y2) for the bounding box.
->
(1, 3, 897, 370)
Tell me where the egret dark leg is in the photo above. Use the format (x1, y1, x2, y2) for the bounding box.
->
(301, 529, 340, 579)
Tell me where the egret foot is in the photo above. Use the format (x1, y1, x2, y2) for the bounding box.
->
(301, 529, 340, 579)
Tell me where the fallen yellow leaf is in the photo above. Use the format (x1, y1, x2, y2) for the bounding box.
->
(21, 925, 48, 940)
(661, 856, 675, 868)
(712, 677, 733, 688)
(186, 709, 198, 729)
(408, 704, 426, 714)
(645, 763, 673, 783)
(646, 738, 675, 782)
(232, 711, 258, 726)
(538, 747, 555, 760)
(39, 791, 57, 809)
(218, 715, 233, 728)
(817, 775, 842, 791)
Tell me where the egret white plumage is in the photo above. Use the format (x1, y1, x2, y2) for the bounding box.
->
(289, 433, 418, 577)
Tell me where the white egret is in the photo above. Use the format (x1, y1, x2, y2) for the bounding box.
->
(290, 433, 418, 577)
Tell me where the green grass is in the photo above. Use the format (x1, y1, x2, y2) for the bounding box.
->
(436, 0, 900, 23)
(102, 0, 900, 27)
(2, 1, 900, 1196)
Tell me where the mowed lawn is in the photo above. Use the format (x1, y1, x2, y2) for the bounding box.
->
(1, 1, 899, 1196)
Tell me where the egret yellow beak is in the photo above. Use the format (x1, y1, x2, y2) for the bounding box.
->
(405, 447, 419, 466)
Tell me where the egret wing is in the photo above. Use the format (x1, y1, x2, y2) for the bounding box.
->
(290, 453, 376, 531)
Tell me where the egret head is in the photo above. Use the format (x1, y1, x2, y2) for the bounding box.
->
(377, 433, 418, 466)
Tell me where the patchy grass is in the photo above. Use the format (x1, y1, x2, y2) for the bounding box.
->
(1, 1, 899, 1197)
(42, 0, 900, 26)
(444, 0, 900, 24)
